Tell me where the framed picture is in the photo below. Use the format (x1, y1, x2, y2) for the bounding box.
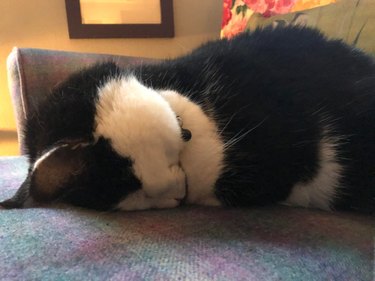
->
(65, 0, 174, 38)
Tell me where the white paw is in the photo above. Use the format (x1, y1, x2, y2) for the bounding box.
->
(117, 189, 183, 211)
(153, 198, 181, 209)
(164, 165, 186, 199)
(143, 164, 186, 200)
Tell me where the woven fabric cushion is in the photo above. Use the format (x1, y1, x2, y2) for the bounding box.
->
(0, 157, 373, 280)
(7, 48, 155, 154)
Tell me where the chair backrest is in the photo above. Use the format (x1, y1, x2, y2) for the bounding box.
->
(7, 47, 155, 154)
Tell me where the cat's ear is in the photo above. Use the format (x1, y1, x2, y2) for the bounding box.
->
(29, 141, 91, 202)
(0, 140, 92, 209)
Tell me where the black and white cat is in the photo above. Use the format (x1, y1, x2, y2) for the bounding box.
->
(1, 26, 374, 214)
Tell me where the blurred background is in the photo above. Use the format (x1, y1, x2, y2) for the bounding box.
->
(0, 0, 222, 155)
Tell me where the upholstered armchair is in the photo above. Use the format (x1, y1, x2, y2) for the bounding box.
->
(0, 47, 372, 280)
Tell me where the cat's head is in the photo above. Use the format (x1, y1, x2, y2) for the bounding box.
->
(0, 62, 188, 211)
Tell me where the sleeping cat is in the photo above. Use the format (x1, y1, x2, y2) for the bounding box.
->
(1, 26, 374, 214)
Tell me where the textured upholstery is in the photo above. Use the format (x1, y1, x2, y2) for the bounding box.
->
(0, 157, 373, 280)
(1, 48, 374, 280)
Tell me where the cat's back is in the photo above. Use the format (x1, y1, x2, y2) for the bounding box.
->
(188, 26, 374, 87)
(164, 26, 375, 213)
(156, 26, 374, 112)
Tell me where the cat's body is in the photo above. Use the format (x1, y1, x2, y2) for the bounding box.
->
(1, 26, 374, 214)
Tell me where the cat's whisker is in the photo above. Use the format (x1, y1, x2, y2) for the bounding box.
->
(223, 117, 268, 151)
(219, 112, 239, 136)
(219, 104, 252, 133)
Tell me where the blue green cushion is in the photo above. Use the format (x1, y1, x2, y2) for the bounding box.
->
(0, 157, 373, 280)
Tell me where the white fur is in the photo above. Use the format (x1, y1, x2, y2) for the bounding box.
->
(95, 77, 186, 210)
(95, 76, 224, 210)
(117, 189, 182, 211)
(283, 132, 342, 210)
(159, 90, 224, 206)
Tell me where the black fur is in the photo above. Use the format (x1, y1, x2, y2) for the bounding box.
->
(24, 62, 121, 162)
(1, 26, 374, 213)
(57, 137, 142, 211)
(133, 26, 375, 213)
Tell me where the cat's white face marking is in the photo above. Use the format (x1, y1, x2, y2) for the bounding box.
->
(159, 90, 224, 206)
(283, 129, 342, 210)
(95, 76, 186, 209)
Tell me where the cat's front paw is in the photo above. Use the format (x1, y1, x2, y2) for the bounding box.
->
(116, 189, 183, 211)
(153, 198, 183, 209)
(117, 165, 187, 211)
(165, 164, 187, 200)
(142, 164, 186, 200)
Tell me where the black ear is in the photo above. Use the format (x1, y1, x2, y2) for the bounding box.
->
(0, 141, 91, 209)
(29, 143, 90, 202)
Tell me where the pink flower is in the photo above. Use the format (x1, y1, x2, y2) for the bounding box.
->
(243, 0, 296, 17)
(271, 0, 296, 15)
(243, 0, 269, 15)
(222, 0, 233, 28)
(222, 17, 248, 39)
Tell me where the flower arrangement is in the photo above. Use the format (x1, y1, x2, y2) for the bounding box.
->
(221, 0, 337, 39)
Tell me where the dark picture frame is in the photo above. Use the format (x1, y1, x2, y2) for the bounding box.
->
(65, 0, 174, 38)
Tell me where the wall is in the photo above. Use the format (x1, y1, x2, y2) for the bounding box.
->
(0, 0, 222, 152)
